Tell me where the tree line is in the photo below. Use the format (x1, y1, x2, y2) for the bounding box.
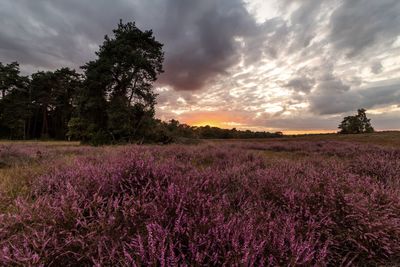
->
(153, 119, 283, 143)
(0, 21, 283, 144)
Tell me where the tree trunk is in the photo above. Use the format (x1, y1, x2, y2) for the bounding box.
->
(128, 76, 139, 104)
(41, 107, 49, 138)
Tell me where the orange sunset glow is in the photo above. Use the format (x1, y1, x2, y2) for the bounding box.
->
(179, 113, 246, 129)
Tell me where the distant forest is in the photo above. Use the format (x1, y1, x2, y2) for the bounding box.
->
(0, 21, 282, 144)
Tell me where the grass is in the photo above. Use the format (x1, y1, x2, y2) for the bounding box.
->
(0, 164, 44, 211)
(282, 131, 400, 147)
(0, 142, 100, 213)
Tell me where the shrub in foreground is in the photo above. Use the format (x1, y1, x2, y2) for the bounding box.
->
(0, 142, 399, 266)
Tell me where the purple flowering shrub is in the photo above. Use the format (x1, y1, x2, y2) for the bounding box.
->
(1, 142, 400, 265)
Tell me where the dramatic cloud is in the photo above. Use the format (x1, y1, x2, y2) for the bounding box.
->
(329, 0, 400, 57)
(285, 77, 315, 93)
(1, 0, 400, 132)
(371, 62, 384, 74)
(310, 80, 400, 115)
(0, 0, 263, 91)
(154, 0, 260, 91)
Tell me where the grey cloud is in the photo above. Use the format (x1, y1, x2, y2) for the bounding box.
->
(371, 62, 384, 74)
(292, 63, 391, 115)
(155, 0, 261, 91)
(307, 65, 357, 115)
(285, 77, 315, 93)
(369, 112, 400, 129)
(360, 83, 400, 108)
(329, 0, 400, 57)
(274, 0, 330, 57)
(287, 0, 324, 53)
(309, 79, 400, 115)
(255, 18, 290, 59)
(309, 78, 355, 115)
(0, 0, 268, 91)
(0, 0, 135, 71)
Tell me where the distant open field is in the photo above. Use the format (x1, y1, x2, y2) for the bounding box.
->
(284, 131, 400, 146)
(1, 132, 400, 265)
(212, 130, 400, 147)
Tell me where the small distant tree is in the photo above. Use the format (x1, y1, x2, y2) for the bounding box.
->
(338, 108, 374, 134)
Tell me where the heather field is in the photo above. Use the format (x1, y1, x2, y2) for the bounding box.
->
(1, 133, 400, 266)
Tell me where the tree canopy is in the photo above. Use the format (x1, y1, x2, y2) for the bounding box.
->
(70, 20, 164, 144)
(338, 109, 374, 134)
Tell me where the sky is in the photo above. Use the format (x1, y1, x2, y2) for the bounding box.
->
(1, 0, 400, 134)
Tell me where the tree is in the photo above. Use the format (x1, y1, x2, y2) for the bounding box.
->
(338, 108, 374, 134)
(28, 68, 82, 139)
(0, 62, 26, 99)
(0, 87, 31, 139)
(3, 67, 82, 140)
(72, 20, 164, 144)
(0, 62, 30, 139)
(50, 68, 82, 139)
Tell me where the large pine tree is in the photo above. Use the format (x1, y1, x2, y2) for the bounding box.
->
(71, 20, 164, 144)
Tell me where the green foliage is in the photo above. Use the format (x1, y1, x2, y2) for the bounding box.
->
(151, 120, 283, 143)
(29, 69, 82, 139)
(0, 62, 26, 99)
(194, 125, 283, 139)
(0, 64, 82, 140)
(338, 108, 375, 134)
(66, 117, 87, 141)
(0, 62, 30, 139)
(74, 20, 164, 144)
